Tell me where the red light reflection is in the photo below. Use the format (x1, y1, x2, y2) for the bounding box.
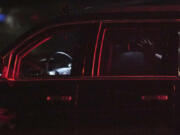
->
(128, 43, 130, 51)
(92, 21, 102, 77)
(141, 95, 168, 101)
(5, 51, 13, 78)
(61, 96, 72, 102)
(46, 96, 51, 101)
(157, 95, 168, 101)
(97, 29, 107, 76)
(13, 37, 52, 79)
(21, 37, 52, 59)
(46, 96, 72, 102)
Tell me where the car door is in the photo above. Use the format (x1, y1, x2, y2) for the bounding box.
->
(3, 21, 100, 127)
(78, 20, 178, 128)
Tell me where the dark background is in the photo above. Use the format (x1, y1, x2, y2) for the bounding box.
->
(0, 0, 84, 51)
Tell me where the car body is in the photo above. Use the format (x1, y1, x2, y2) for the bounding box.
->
(1, 4, 180, 129)
(0, 108, 16, 130)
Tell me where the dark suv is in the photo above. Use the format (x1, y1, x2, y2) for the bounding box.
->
(0, 4, 179, 130)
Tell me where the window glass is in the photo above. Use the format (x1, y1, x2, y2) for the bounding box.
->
(19, 24, 96, 78)
(100, 27, 177, 76)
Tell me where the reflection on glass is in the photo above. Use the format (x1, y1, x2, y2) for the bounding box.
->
(100, 28, 176, 76)
(48, 64, 72, 76)
(19, 23, 98, 78)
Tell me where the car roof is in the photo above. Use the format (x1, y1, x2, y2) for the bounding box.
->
(2, 4, 180, 57)
(84, 4, 180, 13)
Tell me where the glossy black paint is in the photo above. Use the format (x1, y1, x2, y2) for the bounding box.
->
(1, 6, 180, 129)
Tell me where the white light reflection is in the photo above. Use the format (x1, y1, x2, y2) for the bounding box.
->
(155, 53, 163, 59)
(56, 52, 72, 59)
(48, 63, 72, 76)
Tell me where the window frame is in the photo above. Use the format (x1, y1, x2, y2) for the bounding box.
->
(96, 20, 179, 78)
(5, 21, 99, 80)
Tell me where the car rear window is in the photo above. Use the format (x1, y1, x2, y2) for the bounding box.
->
(99, 27, 178, 76)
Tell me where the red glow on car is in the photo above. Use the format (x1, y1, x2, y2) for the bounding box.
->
(11, 37, 52, 79)
(46, 96, 72, 102)
(92, 21, 102, 77)
(68, 96, 72, 101)
(5, 51, 13, 78)
(128, 43, 130, 51)
(46, 96, 51, 101)
(14, 40, 39, 79)
(61, 96, 72, 102)
(158, 95, 168, 100)
(82, 67, 85, 76)
(22, 37, 52, 59)
(7, 78, 15, 81)
(141, 96, 145, 100)
(141, 95, 168, 101)
(2, 66, 7, 78)
(82, 57, 86, 76)
(97, 29, 107, 76)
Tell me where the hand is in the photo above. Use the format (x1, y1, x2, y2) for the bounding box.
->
(136, 39, 155, 55)
(137, 39, 153, 49)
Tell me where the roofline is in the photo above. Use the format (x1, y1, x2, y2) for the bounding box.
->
(2, 5, 180, 56)
(84, 5, 180, 13)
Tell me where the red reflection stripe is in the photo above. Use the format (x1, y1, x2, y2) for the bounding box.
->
(97, 29, 107, 76)
(21, 37, 52, 59)
(141, 95, 168, 101)
(13, 40, 41, 79)
(11, 37, 51, 79)
(17, 39, 39, 57)
(92, 21, 102, 77)
(5, 51, 13, 78)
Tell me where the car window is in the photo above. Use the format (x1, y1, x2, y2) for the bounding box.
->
(99, 27, 178, 76)
(18, 24, 97, 79)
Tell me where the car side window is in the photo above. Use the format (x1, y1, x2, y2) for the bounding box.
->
(99, 27, 177, 76)
(18, 24, 97, 79)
